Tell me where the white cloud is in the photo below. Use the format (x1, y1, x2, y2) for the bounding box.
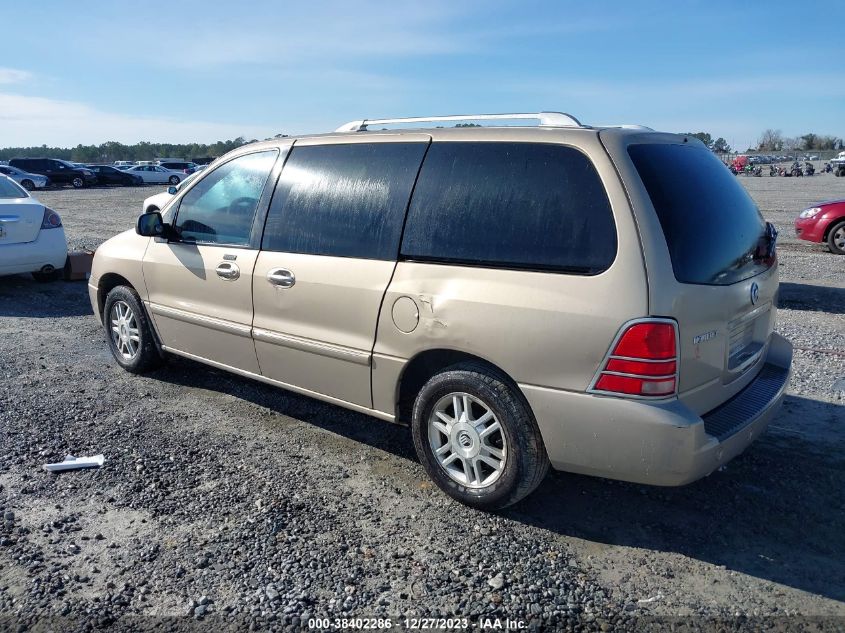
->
(0, 68, 32, 84)
(0, 93, 275, 146)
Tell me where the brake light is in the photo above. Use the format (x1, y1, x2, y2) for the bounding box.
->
(590, 320, 678, 398)
(41, 207, 62, 229)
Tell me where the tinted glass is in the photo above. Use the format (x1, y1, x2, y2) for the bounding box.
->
(263, 142, 427, 260)
(174, 150, 278, 245)
(629, 143, 770, 285)
(401, 142, 616, 273)
(0, 177, 27, 198)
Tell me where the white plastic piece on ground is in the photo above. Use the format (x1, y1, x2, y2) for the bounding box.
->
(43, 454, 105, 472)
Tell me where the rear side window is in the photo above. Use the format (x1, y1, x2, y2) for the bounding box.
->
(263, 142, 427, 260)
(400, 142, 616, 273)
(629, 143, 770, 285)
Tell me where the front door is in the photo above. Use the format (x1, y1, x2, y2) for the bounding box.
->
(143, 148, 281, 374)
(251, 137, 429, 407)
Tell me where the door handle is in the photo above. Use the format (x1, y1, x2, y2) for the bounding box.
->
(215, 262, 240, 280)
(267, 268, 295, 288)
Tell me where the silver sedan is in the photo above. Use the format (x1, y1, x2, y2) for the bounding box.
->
(0, 165, 49, 190)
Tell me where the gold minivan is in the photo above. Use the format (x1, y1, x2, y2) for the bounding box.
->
(89, 113, 792, 509)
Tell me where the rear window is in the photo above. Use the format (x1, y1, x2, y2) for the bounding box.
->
(0, 177, 27, 198)
(629, 143, 771, 286)
(401, 142, 616, 273)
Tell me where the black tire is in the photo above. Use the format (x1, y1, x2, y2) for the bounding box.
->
(411, 362, 549, 510)
(32, 270, 60, 282)
(21, 179, 35, 191)
(168, 175, 180, 185)
(103, 285, 163, 374)
(71, 177, 84, 188)
(827, 220, 845, 255)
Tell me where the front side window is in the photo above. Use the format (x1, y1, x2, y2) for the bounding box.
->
(401, 142, 617, 273)
(262, 142, 427, 260)
(174, 150, 278, 245)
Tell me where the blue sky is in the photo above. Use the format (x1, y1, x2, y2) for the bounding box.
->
(1, 0, 843, 149)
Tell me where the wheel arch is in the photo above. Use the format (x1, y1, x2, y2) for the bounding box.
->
(822, 216, 845, 242)
(97, 272, 134, 318)
(395, 348, 532, 424)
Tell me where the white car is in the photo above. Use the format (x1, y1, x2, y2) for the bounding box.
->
(0, 175, 67, 281)
(125, 165, 185, 185)
(0, 165, 49, 190)
(142, 171, 201, 216)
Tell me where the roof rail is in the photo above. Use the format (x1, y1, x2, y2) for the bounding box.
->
(334, 112, 584, 133)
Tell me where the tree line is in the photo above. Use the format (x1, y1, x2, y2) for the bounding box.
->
(0, 138, 258, 163)
(755, 129, 843, 153)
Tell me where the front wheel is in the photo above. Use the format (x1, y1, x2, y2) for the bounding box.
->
(827, 221, 845, 255)
(411, 362, 549, 509)
(71, 177, 84, 188)
(168, 175, 180, 185)
(103, 286, 163, 374)
(21, 179, 35, 191)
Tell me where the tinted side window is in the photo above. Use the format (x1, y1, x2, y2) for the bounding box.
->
(401, 142, 616, 273)
(174, 150, 278, 245)
(262, 142, 427, 260)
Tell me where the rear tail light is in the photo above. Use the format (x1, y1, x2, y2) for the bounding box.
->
(589, 320, 678, 398)
(41, 207, 62, 229)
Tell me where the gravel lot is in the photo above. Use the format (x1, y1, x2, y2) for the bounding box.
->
(1, 175, 844, 631)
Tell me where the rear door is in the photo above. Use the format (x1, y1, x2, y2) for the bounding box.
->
(0, 179, 42, 244)
(252, 136, 429, 407)
(143, 148, 281, 373)
(616, 137, 779, 413)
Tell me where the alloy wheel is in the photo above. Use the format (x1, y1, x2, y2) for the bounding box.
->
(428, 392, 507, 488)
(110, 301, 140, 360)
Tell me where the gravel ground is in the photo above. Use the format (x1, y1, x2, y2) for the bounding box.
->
(1, 175, 844, 631)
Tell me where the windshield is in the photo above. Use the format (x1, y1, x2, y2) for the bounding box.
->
(629, 143, 772, 286)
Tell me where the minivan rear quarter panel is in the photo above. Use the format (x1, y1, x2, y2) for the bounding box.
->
(600, 130, 781, 415)
(371, 128, 649, 419)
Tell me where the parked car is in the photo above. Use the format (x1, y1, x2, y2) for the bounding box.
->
(86, 165, 144, 186)
(114, 161, 135, 168)
(0, 165, 49, 190)
(8, 158, 96, 188)
(0, 174, 67, 281)
(142, 171, 201, 216)
(157, 161, 198, 174)
(124, 165, 184, 184)
(89, 112, 792, 509)
(795, 199, 845, 254)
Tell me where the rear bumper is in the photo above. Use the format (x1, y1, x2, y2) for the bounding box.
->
(521, 332, 793, 486)
(0, 228, 67, 276)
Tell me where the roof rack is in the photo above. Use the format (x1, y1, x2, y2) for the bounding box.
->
(334, 112, 584, 133)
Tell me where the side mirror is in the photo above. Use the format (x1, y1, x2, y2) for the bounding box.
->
(137, 211, 164, 236)
(136, 211, 178, 240)
(167, 185, 178, 195)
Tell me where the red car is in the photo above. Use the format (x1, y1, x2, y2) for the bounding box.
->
(795, 199, 845, 254)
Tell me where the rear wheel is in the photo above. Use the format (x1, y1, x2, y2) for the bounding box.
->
(827, 221, 845, 255)
(103, 286, 162, 373)
(21, 179, 35, 191)
(71, 177, 84, 188)
(32, 270, 60, 282)
(168, 175, 180, 185)
(411, 362, 549, 509)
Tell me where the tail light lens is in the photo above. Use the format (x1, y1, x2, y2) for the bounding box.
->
(41, 207, 62, 229)
(590, 320, 678, 398)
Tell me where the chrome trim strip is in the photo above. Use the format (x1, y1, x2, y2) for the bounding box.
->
(160, 345, 394, 422)
(252, 327, 371, 366)
(148, 303, 252, 338)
